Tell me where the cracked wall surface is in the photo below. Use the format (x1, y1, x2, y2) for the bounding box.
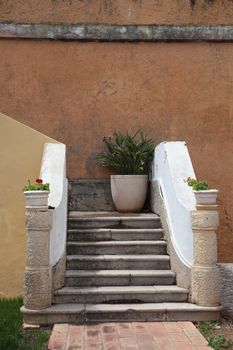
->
(219, 264, 233, 318)
(0, 40, 232, 262)
(0, 1, 232, 267)
(0, 0, 233, 25)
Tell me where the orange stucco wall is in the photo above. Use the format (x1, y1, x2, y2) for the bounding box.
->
(0, 39, 232, 262)
(0, 0, 233, 25)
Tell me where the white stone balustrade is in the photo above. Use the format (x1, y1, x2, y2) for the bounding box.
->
(151, 141, 196, 290)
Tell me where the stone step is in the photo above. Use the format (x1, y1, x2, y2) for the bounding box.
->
(68, 180, 114, 212)
(66, 240, 167, 255)
(66, 254, 171, 270)
(65, 269, 176, 286)
(21, 303, 221, 325)
(53, 286, 188, 304)
(67, 228, 164, 241)
(68, 212, 161, 229)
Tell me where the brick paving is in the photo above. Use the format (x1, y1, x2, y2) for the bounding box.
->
(48, 322, 213, 350)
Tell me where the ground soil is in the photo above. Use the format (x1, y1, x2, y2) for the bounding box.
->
(213, 318, 233, 349)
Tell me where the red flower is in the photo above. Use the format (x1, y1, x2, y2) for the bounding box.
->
(35, 178, 43, 183)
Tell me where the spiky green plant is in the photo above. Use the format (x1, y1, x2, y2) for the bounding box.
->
(97, 130, 156, 175)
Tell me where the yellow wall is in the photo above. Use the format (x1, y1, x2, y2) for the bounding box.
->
(0, 113, 58, 297)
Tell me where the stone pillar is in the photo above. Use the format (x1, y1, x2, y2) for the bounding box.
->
(191, 204, 220, 306)
(24, 206, 52, 309)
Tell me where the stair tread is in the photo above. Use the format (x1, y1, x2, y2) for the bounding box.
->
(55, 285, 188, 295)
(68, 228, 163, 232)
(68, 212, 161, 229)
(22, 302, 222, 314)
(67, 240, 166, 246)
(67, 254, 170, 261)
(65, 269, 175, 277)
(69, 211, 159, 220)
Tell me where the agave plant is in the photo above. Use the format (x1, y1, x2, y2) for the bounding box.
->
(97, 130, 156, 175)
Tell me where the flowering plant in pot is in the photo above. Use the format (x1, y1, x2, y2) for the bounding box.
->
(187, 177, 218, 205)
(23, 178, 50, 207)
(97, 130, 156, 212)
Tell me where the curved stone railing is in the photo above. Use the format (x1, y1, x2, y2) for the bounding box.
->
(151, 141, 196, 290)
(24, 143, 67, 309)
(40, 143, 68, 289)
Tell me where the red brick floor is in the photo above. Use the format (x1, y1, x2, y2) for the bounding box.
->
(48, 322, 213, 350)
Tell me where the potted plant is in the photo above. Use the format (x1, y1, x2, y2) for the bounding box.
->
(187, 177, 218, 205)
(23, 178, 50, 207)
(97, 130, 156, 212)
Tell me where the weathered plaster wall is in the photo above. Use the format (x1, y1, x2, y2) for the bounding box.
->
(0, 113, 57, 297)
(0, 40, 232, 263)
(0, 0, 233, 25)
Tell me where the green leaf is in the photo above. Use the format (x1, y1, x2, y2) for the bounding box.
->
(97, 130, 156, 175)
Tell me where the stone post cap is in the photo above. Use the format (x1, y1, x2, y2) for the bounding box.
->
(196, 204, 218, 211)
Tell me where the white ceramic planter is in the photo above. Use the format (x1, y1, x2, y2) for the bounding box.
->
(111, 175, 148, 212)
(24, 191, 49, 207)
(193, 189, 218, 205)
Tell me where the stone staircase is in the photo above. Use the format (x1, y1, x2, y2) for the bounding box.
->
(23, 211, 221, 324)
(54, 212, 187, 306)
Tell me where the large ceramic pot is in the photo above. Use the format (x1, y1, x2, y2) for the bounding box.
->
(110, 175, 148, 212)
(193, 189, 218, 205)
(24, 191, 49, 207)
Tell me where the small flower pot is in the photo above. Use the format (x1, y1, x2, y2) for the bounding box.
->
(193, 189, 218, 205)
(24, 191, 49, 207)
(111, 175, 148, 213)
